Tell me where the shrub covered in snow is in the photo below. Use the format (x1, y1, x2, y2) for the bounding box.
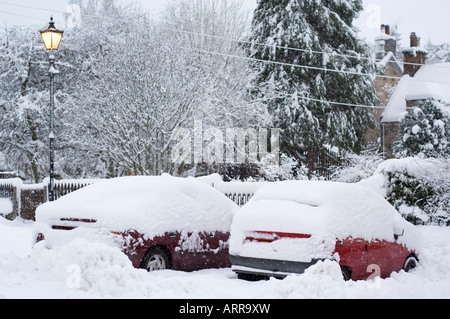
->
(362, 157, 450, 226)
(395, 98, 449, 158)
(330, 151, 384, 183)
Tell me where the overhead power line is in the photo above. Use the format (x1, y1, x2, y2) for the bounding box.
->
(0, 9, 48, 23)
(176, 45, 450, 110)
(2, 0, 447, 71)
(0, 1, 66, 14)
(167, 28, 450, 70)
(182, 45, 450, 86)
(175, 45, 409, 111)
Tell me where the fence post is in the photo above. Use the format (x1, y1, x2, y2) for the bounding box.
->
(12, 185, 19, 219)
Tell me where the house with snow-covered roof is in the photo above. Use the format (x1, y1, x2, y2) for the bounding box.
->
(366, 24, 403, 150)
(380, 32, 450, 157)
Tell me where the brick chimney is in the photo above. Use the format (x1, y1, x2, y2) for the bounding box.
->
(375, 24, 397, 60)
(410, 32, 420, 47)
(403, 32, 427, 77)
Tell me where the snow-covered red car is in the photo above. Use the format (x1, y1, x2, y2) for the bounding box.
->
(230, 180, 422, 281)
(34, 175, 238, 272)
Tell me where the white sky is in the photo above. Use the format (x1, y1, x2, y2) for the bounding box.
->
(0, 0, 448, 47)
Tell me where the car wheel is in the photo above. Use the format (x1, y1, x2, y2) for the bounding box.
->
(237, 272, 269, 281)
(403, 256, 418, 272)
(341, 266, 351, 281)
(142, 247, 171, 272)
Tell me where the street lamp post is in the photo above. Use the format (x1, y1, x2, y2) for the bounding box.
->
(40, 17, 63, 202)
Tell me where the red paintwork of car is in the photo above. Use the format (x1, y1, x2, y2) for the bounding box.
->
(37, 228, 231, 271)
(36, 214, 231, 271)
(117, 230, 231, 270)
(334, 237, 416, 280)
(246, 232, 417, 280)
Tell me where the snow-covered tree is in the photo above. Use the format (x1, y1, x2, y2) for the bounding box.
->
(395, 98, 450, 158)
(426, 41, 450, 64)
(56, 0, 153, 178)
(248, 0, 378, 174)
(0, 25, 53, 182)
(161, 0, 269, 130)
(65, 0, 266, 177)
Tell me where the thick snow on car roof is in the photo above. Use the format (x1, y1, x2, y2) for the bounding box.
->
(232, 180, 421, 251)
(35, 175, 238, 236)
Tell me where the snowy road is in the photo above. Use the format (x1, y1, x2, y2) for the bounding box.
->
(1, 217, 450, 299)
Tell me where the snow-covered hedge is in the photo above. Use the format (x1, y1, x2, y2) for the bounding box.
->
(360, 157, 450, 226)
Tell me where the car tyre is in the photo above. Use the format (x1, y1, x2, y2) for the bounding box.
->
(142, 247, 171, 272)
(403, 256, 418, 272)
(340, 266, 351, 281)
(237, 272, 269, 281)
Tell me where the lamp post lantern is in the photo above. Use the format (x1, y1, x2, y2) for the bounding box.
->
(40, 16, 63, 202)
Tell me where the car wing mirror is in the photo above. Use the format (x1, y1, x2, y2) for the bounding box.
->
(394, 227, 404, 237)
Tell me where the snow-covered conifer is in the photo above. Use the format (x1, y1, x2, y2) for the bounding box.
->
(249, 0, 378, 173)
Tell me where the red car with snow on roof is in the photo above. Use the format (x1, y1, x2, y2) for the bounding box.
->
(34, 175, 238, 272)
(230, 180, 421, 281)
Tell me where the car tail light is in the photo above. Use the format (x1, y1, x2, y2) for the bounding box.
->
(60, 218, 97, 223)
(52, 225, 77, 230)
(51, 217, 97, 231)
(245, 231, 311, 243)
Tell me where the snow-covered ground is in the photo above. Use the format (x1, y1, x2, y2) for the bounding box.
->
(1, 216, 450, 299)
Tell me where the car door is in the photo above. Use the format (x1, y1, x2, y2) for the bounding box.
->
(337, 237, 368, 280)
(367, 239, 405, 278)
(367, 239, 391, 278)
(199, 231, 231, 268)
(177, 231, 230, 269)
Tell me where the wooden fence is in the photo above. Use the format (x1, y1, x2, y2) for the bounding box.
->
(0, 179, 98, 220)
(53, 181, 96, 201)
(316, 149, 353, 180)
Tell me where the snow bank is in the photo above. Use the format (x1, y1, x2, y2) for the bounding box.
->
(1, 217, 450, 298)
(35, 175, 238, 239)
(28, 239, 149, 297)
(358, 157, 436, 197)
(230, 180, 421, 261)
(374, 157, 443, 179)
